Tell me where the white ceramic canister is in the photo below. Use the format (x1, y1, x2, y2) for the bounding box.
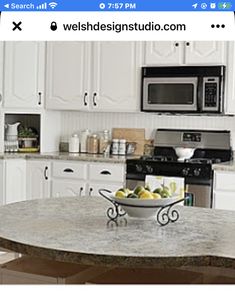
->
(80, 129, 90, 153)
(119, 139, 126, 155)
(69, 134, 80, 153)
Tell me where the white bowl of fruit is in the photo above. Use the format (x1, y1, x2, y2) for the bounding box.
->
(111, 185, 179, 219)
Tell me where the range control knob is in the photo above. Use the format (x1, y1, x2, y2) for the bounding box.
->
(135, 164, 143, 173)
(193, 168, 201, 177)
(145, 165, 154, 174)
(182, 168, 190, 176)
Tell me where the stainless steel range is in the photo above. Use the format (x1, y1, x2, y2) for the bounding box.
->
(126, 129, 232, 208)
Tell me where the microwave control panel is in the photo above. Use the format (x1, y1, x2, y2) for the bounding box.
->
(202, 77, 220, 111)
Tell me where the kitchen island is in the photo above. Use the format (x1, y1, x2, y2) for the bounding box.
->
(0, 197, 235, 283)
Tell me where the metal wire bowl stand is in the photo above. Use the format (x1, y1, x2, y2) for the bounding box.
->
(99, 189, 189, 226)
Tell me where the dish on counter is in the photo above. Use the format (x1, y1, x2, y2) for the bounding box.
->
(108, 185, 180, 218)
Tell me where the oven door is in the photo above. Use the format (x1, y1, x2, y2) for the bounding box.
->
(142, 77, 198, 112)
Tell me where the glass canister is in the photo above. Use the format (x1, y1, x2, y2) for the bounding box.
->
(111, 139, 119, 155)
(119, 139, 126, 155)
(80, 129, 90, 153)
(87, 134, 99, 154)
(99, 130, 111, 154)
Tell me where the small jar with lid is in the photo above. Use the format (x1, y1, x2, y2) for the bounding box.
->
(69, 134, 80, 153)
(119, 139, 126, 155)
(87, 134, 99, 154)
(99, 130, 111, 154)
(111, 139, 119, 155)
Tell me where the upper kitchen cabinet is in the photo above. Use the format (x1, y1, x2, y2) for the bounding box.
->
(145, 41, 183, 65)
(46, 41, 142, 112)
(4, 42, 45, 109)
(46, 42, 90, 111)
(145, 41, 225, 65)
(91, 42, 141, 112)
(0, 42, 4, 108)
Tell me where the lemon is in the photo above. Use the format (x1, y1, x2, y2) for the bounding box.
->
(139, 190, 154, 199)
(115, 190, 126, 198)
(152, 193, 161, 199)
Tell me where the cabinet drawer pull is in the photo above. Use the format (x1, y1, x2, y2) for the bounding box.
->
(63, 168, 74, 173)
(175, 42, 179, 47)
(44, 166, 48, 180)
(38, 92, 42, 105)
(186, 42, 190, 46)
(79, 187, 83, 196)
(89, 187, 93, 196)
(100, 170, 111, 175)
(93, 92, 97, 106)
(84, 92, 88, 106)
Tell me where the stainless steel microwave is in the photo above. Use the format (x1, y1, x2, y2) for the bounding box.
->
(141, 66, 225, 114)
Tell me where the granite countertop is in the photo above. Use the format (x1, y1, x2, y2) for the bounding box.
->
(0, 197, 235, 269)
(212, 161, 235, 172)
(0, 152, 139, 164)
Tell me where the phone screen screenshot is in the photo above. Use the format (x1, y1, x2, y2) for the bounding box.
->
(0, 0, 235, 293)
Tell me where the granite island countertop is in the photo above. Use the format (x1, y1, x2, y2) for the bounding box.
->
(0, 152, 139, 164)
(0, 197, 235, 269)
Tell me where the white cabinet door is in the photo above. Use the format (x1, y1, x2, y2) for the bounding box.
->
(224, 41, 235, 115)
(91, 42, 141, 112)
(88, 182, 123, 197)
(0, 160, 4, 206)
(27, 160, 51, 200)
(214, 191, 235, 211)
(5, 159, 26, 204)
(145, 41, 183, 65)
(0, 42, 4, 107)
(51, 180, 86, 197)
(185, 41, 225, 65)
(46, 42, 90, 111)
(4, 42, 45, 109)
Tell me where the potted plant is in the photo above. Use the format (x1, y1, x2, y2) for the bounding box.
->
(18, 126, 38, 148)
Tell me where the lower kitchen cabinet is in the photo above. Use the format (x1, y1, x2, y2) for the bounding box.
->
(213, 170, 235, 210)
(5, 159, 26, 204)
(88, 183, 123, 197)
(52, 180, 86, 198)
(26, 160, 51, 200)
(51, 160, 125, 198)
(213, 191, 235, 211)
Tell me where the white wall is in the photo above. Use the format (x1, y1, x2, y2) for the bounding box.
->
(61, 111, 235, 149)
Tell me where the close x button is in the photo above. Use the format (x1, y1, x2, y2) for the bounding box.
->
(12, 21, 22, 31)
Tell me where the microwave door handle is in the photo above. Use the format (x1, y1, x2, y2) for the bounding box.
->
(197, 77, 203, 112)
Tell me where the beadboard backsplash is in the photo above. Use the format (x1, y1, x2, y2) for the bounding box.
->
(61, 112, 235, 149)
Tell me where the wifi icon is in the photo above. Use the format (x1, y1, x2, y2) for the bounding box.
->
(49, 2, 58, 9)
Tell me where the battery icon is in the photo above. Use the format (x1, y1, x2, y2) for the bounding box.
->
(218, 2, 232, 9)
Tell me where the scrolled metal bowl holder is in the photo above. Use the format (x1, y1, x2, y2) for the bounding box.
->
(99, 189, 191, 226)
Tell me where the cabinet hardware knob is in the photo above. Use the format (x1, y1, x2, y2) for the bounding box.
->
(44, 166, 48, 180)
(175, 43, 179, 47)
(186, 42, 190, 46)
(89, 187, 93, 196)
(38, 92, 42, 105)
(63, 168, 74, 173)
(93, 92, 97, 106)
(79, 187, 83, 196)
(84, 92, 88, 106)
(100, 170, 111, 175)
